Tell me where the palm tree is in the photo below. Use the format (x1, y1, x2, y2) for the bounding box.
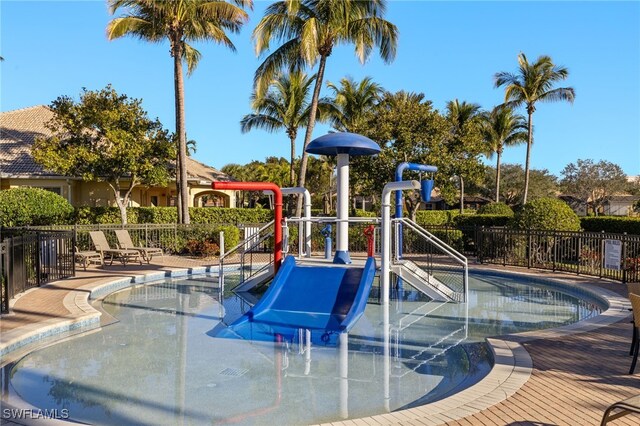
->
(326, 76, 383, 132)
(446, 99, 482, 214)
(253, 0, 398, 214)
(240, 71, 318, 186)
(481, 105, 528, 202)
(107, 0, 252, 223)
(495, 53, 575, 204)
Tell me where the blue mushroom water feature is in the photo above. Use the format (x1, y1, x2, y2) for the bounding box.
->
(306, 132, 381, 264)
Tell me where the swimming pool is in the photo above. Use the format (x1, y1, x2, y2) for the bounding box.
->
(4, 272, 603, 425)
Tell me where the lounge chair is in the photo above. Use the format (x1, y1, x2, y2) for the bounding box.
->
(601, 394, 640, 425)
(75, 246, 103, 270)
(627, 283, 640, 357)
(89, 231, 142, 266)
(114, 229, 163, 263)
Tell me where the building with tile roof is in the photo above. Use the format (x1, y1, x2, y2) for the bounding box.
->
(0, 105, 236, 208)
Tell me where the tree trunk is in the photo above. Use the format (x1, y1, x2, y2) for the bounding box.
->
(296, 54, 328, 216)
(459, 176, 464, 215)
(108, 180, 135, 225)
(523, 110, 533, 205)
(289, 133, 296, 186)
(173, 43, 190, 224)
(176, 148, 182, 223)
(495, 150, 502, 203)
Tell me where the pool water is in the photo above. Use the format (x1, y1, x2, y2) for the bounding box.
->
(5, 273, 602, 425)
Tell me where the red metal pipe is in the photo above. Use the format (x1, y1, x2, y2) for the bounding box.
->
(211, 181, 282, 273)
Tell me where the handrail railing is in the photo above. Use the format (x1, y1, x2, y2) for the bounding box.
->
(396, 218, 468, 266)
(220, 220, 275, 260)
(219, 220, 275, 291)
(393, 218, 468, 302)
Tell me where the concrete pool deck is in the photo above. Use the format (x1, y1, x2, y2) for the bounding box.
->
(1, 259, 639, 425)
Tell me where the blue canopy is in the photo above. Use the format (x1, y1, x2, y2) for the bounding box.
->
(306, 132, 381, 156)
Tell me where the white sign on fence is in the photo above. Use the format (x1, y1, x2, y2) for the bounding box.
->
(603, 239, 622, 270)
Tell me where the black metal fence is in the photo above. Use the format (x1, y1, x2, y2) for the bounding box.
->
(1, 230, 76, 313)
(476, 228, 640, 283)
(420, 224, 640, 283)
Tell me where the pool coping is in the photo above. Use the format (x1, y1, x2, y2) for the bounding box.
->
(0, 265, 240, 359)
(0, 265, 632, 426)
(315, 266, 631, 426)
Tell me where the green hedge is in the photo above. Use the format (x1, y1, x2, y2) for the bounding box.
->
(580, 217, 640, 235)
(73, 207, 273, 225)
(415, 210, 458, 226)
(477, 202, 514, 216)
(454, 214, 512, 227)
(0, 188, 74, 226)
(512, 198, 581, 231)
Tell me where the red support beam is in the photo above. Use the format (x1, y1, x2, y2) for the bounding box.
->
(211, 181, 283, 273)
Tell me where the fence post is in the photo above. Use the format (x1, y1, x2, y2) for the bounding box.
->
(577, 235, 581, 276)
(69, 230, 75, 277)
(599, 231, 604, 279)
(552, 231, 557, 272)
(478, 226, 483, 263)
(622, 232, 628, 284)
(35, 232, 41, 287)
(174, 224, 178, 253)
(503, 229, 507, 266)
(527, 229, 532, 269)
(145, 223, 149, 247)
(1, 240, 8, 313)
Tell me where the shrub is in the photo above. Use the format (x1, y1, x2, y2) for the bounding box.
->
(477, 202, 514, 216)
(73, 206, 137, 224)
(0, 187, 74, 226)
(580, 217, 640, 235)
(354, 209, 376, 218)
(71, 206, 273, 225)
(137, 207, 177, 224)
(512, 198, 581, 231)
(454, 214, 512, 228)
(184, 239, 220, 257)
(189, 207, 273, 224)
(415, 211, 450, 226)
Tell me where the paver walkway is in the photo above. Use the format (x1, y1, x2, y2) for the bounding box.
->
(1, 261, 639, 425)
(441, 272, 640, 426)
(1, 256, 212, 335)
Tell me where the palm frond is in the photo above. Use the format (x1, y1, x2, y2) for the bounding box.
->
(183, 43, 202, 75)
(240, 113, 284, 134)
(538, 87, 575, 104)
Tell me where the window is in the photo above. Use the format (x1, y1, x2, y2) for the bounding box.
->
(150, 196, 159, 207)
(32, 186, 62, 195)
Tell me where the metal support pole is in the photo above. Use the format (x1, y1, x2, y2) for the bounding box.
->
(381, 181, 420, 310)
(282, 187, 311, 257)
(335, 153, 351, 264)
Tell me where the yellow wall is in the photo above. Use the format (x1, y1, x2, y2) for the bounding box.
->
(5, 178, 73, 203)
(2, 177, 235, 208)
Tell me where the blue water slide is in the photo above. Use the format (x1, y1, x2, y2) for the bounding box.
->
(216, 256, 377, 342)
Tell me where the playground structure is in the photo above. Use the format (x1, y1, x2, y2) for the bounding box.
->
(213, 132, 468, 343)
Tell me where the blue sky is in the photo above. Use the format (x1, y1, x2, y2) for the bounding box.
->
(2, 1, 639, 177)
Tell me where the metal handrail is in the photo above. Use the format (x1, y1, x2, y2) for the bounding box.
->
(393, 217, 468, 303)
(285, 216, 381, 224)
(219, 220, 275, 260)
(395, 218, 467, 266)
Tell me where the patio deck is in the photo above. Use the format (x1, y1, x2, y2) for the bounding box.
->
(1, 260, 639, 425)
